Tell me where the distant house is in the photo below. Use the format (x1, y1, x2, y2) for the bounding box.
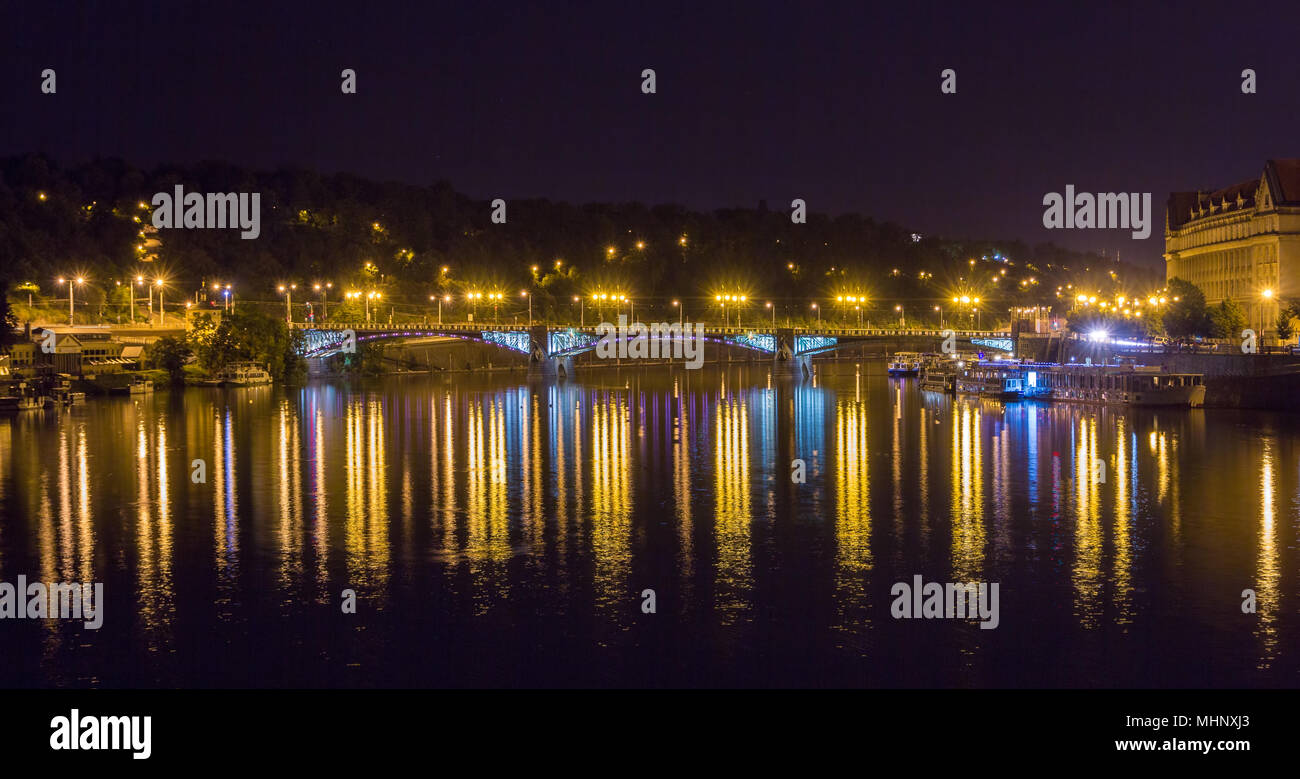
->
(7, 328, 138, 377)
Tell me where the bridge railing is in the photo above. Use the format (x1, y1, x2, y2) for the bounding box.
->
(293, 322, 1010, 338)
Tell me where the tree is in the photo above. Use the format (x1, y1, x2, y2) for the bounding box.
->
(189, 308, 305, 383)
(147, 335, 192, 384)
(1208, 299, 1247, 339)
(0, 278, 18, 353)
(1162, 277, 1210, 340)
(1277, 301, 1297, 343)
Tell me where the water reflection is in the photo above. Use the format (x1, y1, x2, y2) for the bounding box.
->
(0, 366, 1297, 687)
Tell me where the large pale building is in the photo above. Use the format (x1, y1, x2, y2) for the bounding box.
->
(1165, 159, 1300, 338)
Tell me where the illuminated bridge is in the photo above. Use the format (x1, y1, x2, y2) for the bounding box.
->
(294, 322, 1013, 378)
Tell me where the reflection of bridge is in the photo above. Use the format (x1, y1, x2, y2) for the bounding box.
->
(293, 322, 1014, 378)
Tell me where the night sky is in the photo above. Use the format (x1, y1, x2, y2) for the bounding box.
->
(2, 0, 1298, 270)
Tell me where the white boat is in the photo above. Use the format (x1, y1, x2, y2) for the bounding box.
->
(217, 362, 273, 386)
(888, 352, 922, 376)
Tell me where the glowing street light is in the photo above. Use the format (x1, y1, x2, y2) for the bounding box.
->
(154, 277, 168, 326)
(314, 281, 333, 318)
(277, 283, 297, 324)
(57, 276, 86, 324)
(521, 290, 531, 326)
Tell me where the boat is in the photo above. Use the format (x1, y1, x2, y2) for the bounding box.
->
(47, 378, 85, 406)
(1029, 363, 1205, 407)
(0, 382, 42, 413)
(956, 361, 1026, 400)
(888, 351, 923, 376)
(218, 362, 273, 386)
(919, 367, 956, 394)
(111, 375, 155, 395)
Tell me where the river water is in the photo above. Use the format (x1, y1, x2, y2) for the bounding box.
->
(0, 364, 1296, 687)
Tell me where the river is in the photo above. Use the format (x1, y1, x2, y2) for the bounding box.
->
(0, 364, 1296, 687)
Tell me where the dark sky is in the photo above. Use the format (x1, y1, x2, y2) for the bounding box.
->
(2, 0, 1298, 270)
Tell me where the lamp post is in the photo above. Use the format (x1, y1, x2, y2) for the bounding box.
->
(156, 278, 166, 326)
(278, 284, 295, 324)
(521, 291, 531, 327)
(766, 301, 775, 326)
(575, 296, 583, 327)
(895, 304, 905, 328)
(58, 276, 84, 324)
(128, 278, 136, 323)
(812, 302, 819, 323)
(934, 306, 942, 328)
(672, 299, 681, 326)
(315, 282, 332, 319)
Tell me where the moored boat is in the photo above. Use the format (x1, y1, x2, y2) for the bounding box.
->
(1030, 363, 1205, 407)
(956, 361, 1025, 400)
(888, 351, 922, 376)
(217, 362, 273, 386)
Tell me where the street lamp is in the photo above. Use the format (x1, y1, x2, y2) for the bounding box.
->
(430, 294, 451, 326)
(57, 276, 85, 324)
(278, 283, 296, 324)
(314, 282, 332, 319)
(766, 301, 775, 326)
(155, 278, 166, 326)
(672, 299, 681, 326)
(812, 302, 820, 323)
(574, 296, 583, 327)
(521, 290, 531, 327)
(895, 304, 905, 328)
(934, 305, 942, 328)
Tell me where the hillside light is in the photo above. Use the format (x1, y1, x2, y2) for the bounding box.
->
(1263, 288, 1274, 299)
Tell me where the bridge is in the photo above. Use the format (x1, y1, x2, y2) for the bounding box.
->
(293, 322, 1013, 379)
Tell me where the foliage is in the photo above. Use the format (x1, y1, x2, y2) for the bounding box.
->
(1161, 278, 1210, 339)
(1208, 299, 1247, 339)
(190, 308, 304, 382)
(0, 154, 1158, 328)
(146, 335, 192, 384)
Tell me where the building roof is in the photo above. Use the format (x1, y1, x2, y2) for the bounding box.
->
(1167, 159, 1300, 230)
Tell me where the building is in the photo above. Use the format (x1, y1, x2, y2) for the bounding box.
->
(4, 328, 139, 377)
(1164, 159, 1300, 338)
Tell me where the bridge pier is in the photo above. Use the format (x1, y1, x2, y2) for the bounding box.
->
(526, 325, 575, 380)
(773, 328, 813, 380)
